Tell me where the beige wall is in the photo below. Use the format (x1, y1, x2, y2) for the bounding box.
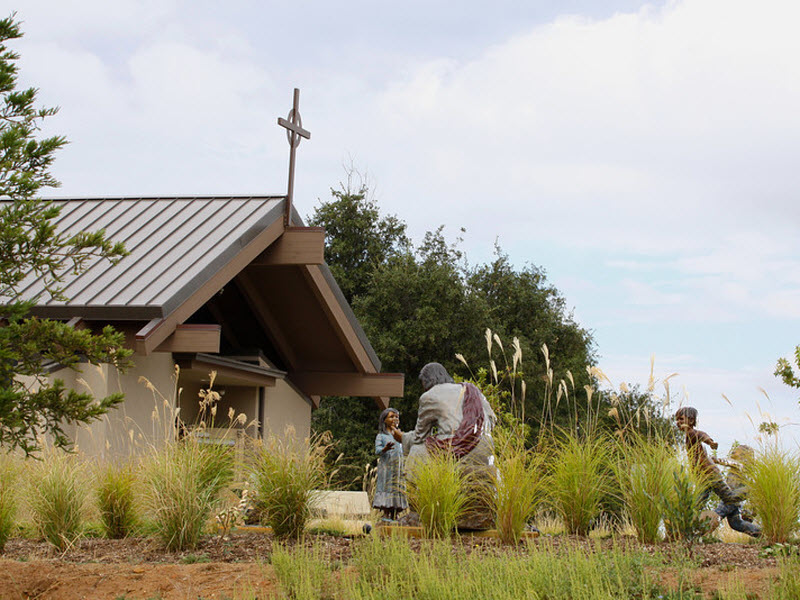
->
(49, 352, 177, 459)
(263, 379, 311, 441)
(38, 354, 312, 459)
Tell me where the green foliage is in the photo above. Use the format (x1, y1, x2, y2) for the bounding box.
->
(27, 450, 89, 550)
(249, 430, 332, 539)
(277, 533, 662, 599)
(488, 442, 546, 544)
(405, 450, 472, 538)
(0, 16, 130, 455)
(96, 461, 138, 539)
(775, 345, 800, 404)
(309, 181, 597, 486)
(614, 433, 678, 543)
(143, 437, 234, 551)
(271, 542, 332, 600)
(0, 453, 19, 551)
(659, 466, 711, 546)
(745, 444, 800, 543)
(546, 430, 613, 535)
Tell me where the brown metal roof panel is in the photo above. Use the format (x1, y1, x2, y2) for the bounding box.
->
(78, 199, 202, 305)
(157, 200, 284, 317)
(129, 197, 250, 305)
(144, 199, 279, 306)
(5, 197, 284, 316)
(54, 199, 158, 301)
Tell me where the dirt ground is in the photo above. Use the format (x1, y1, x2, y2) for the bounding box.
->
(0, 532, 786, 600)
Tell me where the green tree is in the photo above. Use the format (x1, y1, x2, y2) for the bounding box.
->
(775, 345, 800, 405)
(0, 16, 131, 455)
(308, 182, 596, 485)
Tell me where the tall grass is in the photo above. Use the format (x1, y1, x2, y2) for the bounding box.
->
(27, 450, 89, 550)
(250, 429, 332, 539)
(405, 450, 472, 538)
(614, 433, 678, 543)
(746, 444, 800, 543)
(96, 461, 138, 539)
(487, 440, 546, 544)
(546, 430, 613, 535)
(143, 437, 234, 550)
(0, 453, 20, 551)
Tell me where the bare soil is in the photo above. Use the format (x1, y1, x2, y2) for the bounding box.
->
(0, 532, 785, 599)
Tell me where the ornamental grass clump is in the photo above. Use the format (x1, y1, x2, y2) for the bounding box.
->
(546, 430, 613, 536)
(745, 444, 800, 544)
(406, 449, 472, 538)
(0, 453, 20, 552)
(143, 437, 234, 551)
(250, 429, 333, 539)
(488, 440, 546, 544)
(27, 450, 89, 550)
(96, 461, 138, 539)
(614, 433, 678, 543)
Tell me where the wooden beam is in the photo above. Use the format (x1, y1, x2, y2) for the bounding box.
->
(292, 371, 405, 398)
(154, 324, 221, 353)
(236, 270, 300, 368)
(301, 265, 374, 373)
(135, 217, 285, 355)
(175, 356, 279, 387)
(251, 227, 325, 266)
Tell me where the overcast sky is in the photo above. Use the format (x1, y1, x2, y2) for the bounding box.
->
(4, 0, 799, 450)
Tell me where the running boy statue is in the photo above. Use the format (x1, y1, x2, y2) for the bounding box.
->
(675, 406, 760, 537)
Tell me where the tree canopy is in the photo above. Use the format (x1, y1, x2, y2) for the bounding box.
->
(0, 16, 131, 454)
(309, 182, 607, 485)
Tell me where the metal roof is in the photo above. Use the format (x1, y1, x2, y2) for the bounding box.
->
(7, 197, 284, 319)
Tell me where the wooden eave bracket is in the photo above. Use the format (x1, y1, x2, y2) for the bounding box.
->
(291, 371, 404, 398)
(251, 227, 325, 266)
(136, 322, 221, 354)
(155, 324, 221, 353)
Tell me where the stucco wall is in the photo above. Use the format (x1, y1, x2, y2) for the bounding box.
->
(49, 353, 177, 459)
(263, 379, 311, 441)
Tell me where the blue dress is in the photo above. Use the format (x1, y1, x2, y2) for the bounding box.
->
(372, 432, 408, 510)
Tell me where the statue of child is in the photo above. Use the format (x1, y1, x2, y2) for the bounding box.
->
(372, 408, 407, 521)
(675, 406, 759, 537)
(711, 444, 761, 537)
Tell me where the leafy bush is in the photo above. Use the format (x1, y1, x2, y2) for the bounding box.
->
(660, 466, 712, 544)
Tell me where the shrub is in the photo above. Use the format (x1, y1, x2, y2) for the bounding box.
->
(746, 445, 800, 543)
(250, 429, 332, 539)
(143, 436, 234, 550)
(405, 450, 472, 538)
(96, 461, 138, 539)
(546, 430, 613, 535)
(27, 450, 89, 550)
(660, 465, 712, 544)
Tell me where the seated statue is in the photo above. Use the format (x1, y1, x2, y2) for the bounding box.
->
(390, 362, 497, 528)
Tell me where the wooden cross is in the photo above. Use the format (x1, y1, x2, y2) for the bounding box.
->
(278, 88, 311, 226)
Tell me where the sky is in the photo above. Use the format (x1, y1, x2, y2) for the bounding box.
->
(3, 0, 799, 451)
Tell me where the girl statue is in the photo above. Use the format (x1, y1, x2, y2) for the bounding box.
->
(372, 407, 408, 520)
